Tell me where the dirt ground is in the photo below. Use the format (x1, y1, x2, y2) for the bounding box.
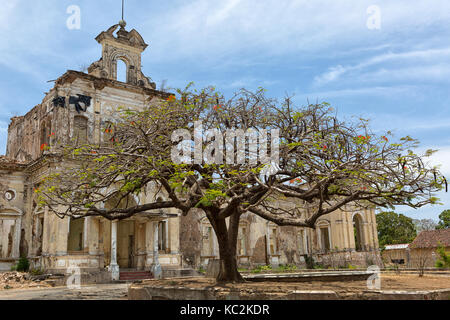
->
(0, 283, 128, 300)
(0, 272, 51, 291)
(144, 274, 450, 294)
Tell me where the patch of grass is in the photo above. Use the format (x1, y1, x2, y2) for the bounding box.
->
(276, 264, 298, 272)
(197, 266, 206, 274)
(250, 265, 273, 273)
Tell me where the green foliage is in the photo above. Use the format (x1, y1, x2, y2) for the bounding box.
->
(376, 211, 417, 246)
(277, 264, 298, 272)
(197, 266, 206, 274)
(196, 189, 228, 207)
(435, 243, 450, 269)
(250, 265, 273, 273)
(29, 268, 44, 276)
(15, 256, 30, 272)
(436, 210, 450, 229)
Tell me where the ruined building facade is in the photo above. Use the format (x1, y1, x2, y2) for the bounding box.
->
(0, 23, 381, 277)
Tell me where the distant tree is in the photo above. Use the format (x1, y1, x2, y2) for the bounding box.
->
(436, 210, 450, 229)
(376, 211, 417, 247)
(413, 249, 430, 277)
(412, 218, 437, 232)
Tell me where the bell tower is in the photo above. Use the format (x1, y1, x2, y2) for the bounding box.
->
(87, 20, 156, 89)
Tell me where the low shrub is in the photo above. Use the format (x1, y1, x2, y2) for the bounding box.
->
(435, 243, 450, 269)
(14, 257, 30, 272)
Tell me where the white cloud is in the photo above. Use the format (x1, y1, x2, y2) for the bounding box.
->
(143, 0, 450, 64)
(314, 48, 450, 86)
(295, 85, 418, 101)
(206, 0, 241, 26)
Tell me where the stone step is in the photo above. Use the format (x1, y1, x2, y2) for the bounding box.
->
(119, 271, 153, 281)
(120, 272, 153, 276)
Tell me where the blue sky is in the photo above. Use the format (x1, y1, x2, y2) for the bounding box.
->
(0, 0, 449, 221)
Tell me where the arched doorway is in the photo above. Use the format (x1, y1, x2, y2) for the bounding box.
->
(353, 214, 365, 252)
(316, 221, 331, 253)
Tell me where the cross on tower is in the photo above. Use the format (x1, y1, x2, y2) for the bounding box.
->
(119, 0, 126, 29)
(122, 0, 124, 21)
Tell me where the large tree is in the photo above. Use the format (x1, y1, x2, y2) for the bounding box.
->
(436, 209, 450, 229)
(376, 211, 417, 247)
(38, 85, 445, 282)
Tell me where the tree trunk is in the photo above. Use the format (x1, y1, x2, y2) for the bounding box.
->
(206, 210, 245, 283)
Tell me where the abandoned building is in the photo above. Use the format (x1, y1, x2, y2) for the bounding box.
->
(0, 22, 382, 279)
(382, 229, 450, 268)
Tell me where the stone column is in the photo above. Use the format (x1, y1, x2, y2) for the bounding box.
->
(348, 214, 356, 251)
(109, 220, 120, 281)
(83, 217, 90, 253)
(145, 221, 153, 268)
(12, 217, 22, 258)
(42, 207, 50, 255)
(151, 221, 162, 279)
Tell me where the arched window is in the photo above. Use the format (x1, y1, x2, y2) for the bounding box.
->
(158, 220, 168, 253)
(116, 59, 127, 83)
(317, 221, 331, 253)
(74, 116, 88, 145)
(353, 214, 365, 252)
